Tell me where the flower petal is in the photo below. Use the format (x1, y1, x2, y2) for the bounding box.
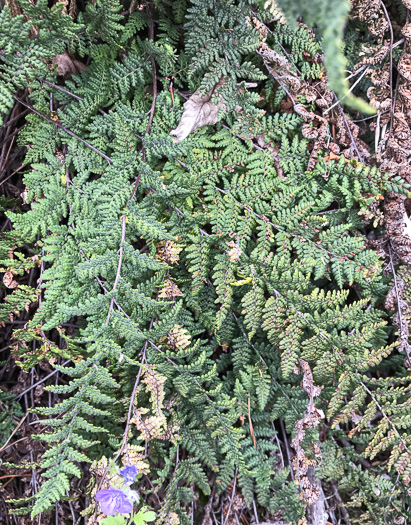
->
(117, 494, 133, 514)
(96, 489, 112, 502)
(120, 465, 139, 485)
(96, 487, 133, 516)
(100, 497, 118, 516)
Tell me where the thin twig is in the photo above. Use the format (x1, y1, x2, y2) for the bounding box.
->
(14, 360, 72, 400)
(248, 393, 257, 447)
(0, 413, 28, 453)
(325, 66, 370, 113)
(279, 419, 294, 480)
(379, 0, 394, 118)
(331, 481, 351, 524)
(0, 108, 29, 131)
(0, 124, 26, 152)
(13, 95, 112, 164)
(222, 468, 238, 525)
(337, 106, 364, 162)
(106, 214, 127, 325)
(114, 340, 149, 461)
(40, 79, 107, 116)
(1, 135, 16, 171)
(252, 500, 259, 524)
(0, 102, 19, 169)
(0, 473, 32, 480)
(272, 424, 285, 471)
(0, 436, 29, 452)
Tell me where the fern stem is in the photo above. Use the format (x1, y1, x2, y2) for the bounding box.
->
(40, 79, 107, 116)
(0, 413, 28, 453)
(145, 3, 158, 136)
(379, 0, 394, 119)
(214, 185, 343, 258)
(324, 66, 370, 114)
(12, 95, 112, 164)
(106, 214, 127, 325)
(114, 336, 149, 462)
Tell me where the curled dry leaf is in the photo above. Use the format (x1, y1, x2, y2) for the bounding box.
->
(3, 271, 18, 289)
(170, 80, 226, 143)
(52, 52, 86, 78)
(20, 188, 28, 204)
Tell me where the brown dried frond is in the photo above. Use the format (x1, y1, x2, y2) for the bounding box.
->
(257, 41, 302, 94)
(158, 278, 184, 299)
(250, 13, 371, 173)
(167, 325, 191, 351)
(121, 444, 150, 472)
(68, 0, 77, 17)
(384, 193, 411, 264)
(222, 494, 244, 525)
(350, 0, 380, 23)
(142, 367, 166, 413)
(133, 410, 166, 441)
(226, 240, 242, 262)
(369, 62, 391, 87)
(291, 359, 324, 505)
(155, 240, 183, 265)
(132, 367, 166, 436)
(263, 1, 287, 24)
(398, 54, 411, 82)
(155, 509, 181, 525)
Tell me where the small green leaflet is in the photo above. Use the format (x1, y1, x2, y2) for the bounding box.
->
(102, 516, 127, 525)
(133, 508, 156, 525)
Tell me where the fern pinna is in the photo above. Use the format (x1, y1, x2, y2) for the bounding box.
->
(1, 0, 410, 523)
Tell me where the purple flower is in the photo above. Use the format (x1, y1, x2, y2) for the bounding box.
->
(96, 487, 133, 516)
(120, 465, 139, 485)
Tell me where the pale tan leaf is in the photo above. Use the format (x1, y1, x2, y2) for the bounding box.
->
(170, 81, 226, 143)
(3, 271, 18, 289)
(20, 188, 28, 204)
(52, 52, 86, 78)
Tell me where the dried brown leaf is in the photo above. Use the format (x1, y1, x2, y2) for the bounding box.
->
(170, 80, 226, 143)
(52, 52, 86, 78)
(3, 271, 18, 289)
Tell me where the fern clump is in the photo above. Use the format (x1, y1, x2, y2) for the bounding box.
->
(0, 0, 410, 524)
